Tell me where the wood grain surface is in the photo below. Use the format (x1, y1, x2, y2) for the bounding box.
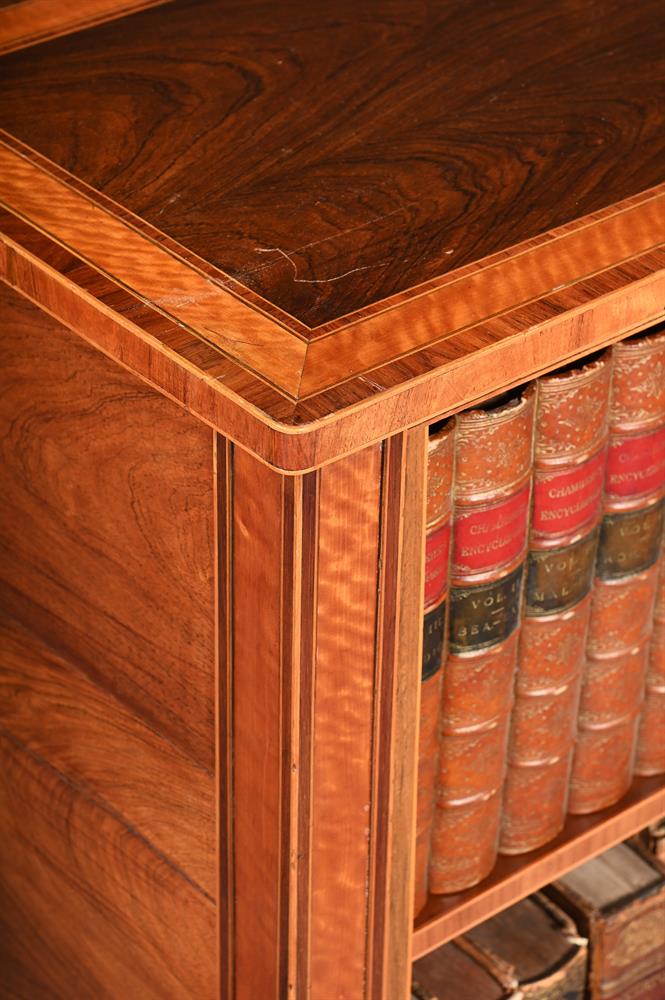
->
(1, 0, 663, 327)
(2, 188, 664, 472)
(0, 1, 665, 470)
(367, 428, 427, 1000)
(0, 281, 218, 996)
(0, 729, 216, 998)
(310, 444, 382, 998)
(221, 432, 426, 999)
(0, 615, 215, 898)
(0, 282, 215, 770)
(229, 447, 292, 1000)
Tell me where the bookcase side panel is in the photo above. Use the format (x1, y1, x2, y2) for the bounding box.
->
(224, 431, 427, 1000)
(0, 281, 218, 997)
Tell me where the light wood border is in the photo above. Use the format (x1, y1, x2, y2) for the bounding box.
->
(0, 0, 173, 55)
(219, 432, 426, 999)
(1, 122, 664, 470)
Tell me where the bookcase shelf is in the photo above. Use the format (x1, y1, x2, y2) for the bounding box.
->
(413, 774, 665, 961)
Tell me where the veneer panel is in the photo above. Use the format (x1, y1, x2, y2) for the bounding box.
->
(230, 447, 290, 999)
(0, 729, 216, 999)
(310, 444, 382, 997)
(0, 0, 171, 55)
(0, 614, 215, 897)
(0, 282, 215, 769)
(1, 0, 663, 327)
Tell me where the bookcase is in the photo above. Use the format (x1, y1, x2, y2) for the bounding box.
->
(0, 2, 664, 998)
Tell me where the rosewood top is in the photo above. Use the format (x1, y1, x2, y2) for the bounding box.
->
(1, 0, 664, 469)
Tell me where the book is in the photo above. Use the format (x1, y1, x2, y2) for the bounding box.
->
(413, 937, 513, 999)
(547, 841, 665, 1000)
(429, 386, 535, 893)
(641, 820, 665, 864)
(413, 893, 587, 999)
(501, 353, 611, 855)
(415, 419, 455, 915)
(635, 541, 665, 776)
(569, 328, 665, 815)
(465, 893, 587, 999)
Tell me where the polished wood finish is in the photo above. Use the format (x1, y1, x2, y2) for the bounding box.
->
(370, 428, 428, 998)
(222, 436, 425, 999)
(1, 0, 664, 328)
(0, 284, 216, 769)
(0, 616, 215, 898)
(412, 775, 665, 961)
(0, 0, 172, 55)
(2, 3, 665, 997)
(0, 1, 664, 470)
(0, 730, 216, 999)
(2, 175, 663, 471)
(0, 282, 217, 995)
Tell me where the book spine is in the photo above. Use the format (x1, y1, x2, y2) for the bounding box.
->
(642, 820, 665, 864)
(465, 893, 588, 1000)
(569, 328, 665, 814)
(592, 890, 665, 1000)
(635, 541, 665, 775)
(429, 387, 535, 894)
(500, 353, 611, 855)
(414, 421, 455, 915)
(548, 852, 665, 1000)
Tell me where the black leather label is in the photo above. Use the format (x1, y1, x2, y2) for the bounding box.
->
(449, 564, 524, 653)
(422, 599, 446, 680)
(596, 499, 664, 580)
(526, 527, 599, 615)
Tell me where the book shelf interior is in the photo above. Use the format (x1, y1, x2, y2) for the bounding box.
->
(412, 773, 665, 961)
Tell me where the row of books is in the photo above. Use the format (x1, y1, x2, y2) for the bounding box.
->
(412, 833, 665, 1000)
(416, 324, 665, 909)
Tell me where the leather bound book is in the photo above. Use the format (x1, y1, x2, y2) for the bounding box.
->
(415, 420, 455, 915)
(641, 820, 665, 864)
(635, 542, 665, 776)
(429, 387, 536, 893)
(501, 353, 611, 855)
(465, 893, 588, 999)
(413, 937, 514, 1000)
(413, 894, 587, 999)
(569, 328, 665, 815)
(547, 842, 665, 1000)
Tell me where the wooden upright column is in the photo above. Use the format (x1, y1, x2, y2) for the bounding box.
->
(220, 430, 427, 1000)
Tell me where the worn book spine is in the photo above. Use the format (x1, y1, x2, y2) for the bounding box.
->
(641, 820, 665, 864)
(415, 420, 455, 915)
(635, 541, 665, 776)
(413, 936, 516, 999)
(548, 847, 665, 1000)
(429, 387, 535, 894)
(500, 353, 611, 854)
(569, 328, 665, 814)
(465, 893, 588, 1000)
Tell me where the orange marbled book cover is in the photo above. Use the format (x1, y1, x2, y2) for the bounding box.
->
(569, 326, 665, 815)
(500, 353, 611, 855)
(414, 419, 455, 916)
(635, 541, 665, 776)
(429, 386, 535, 894)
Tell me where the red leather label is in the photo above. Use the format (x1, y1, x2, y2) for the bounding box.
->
(532, 448, 605, 536)
(606, 425, 665, 498)
(425, 520, 451, 607)
(453, 482, 530, 574)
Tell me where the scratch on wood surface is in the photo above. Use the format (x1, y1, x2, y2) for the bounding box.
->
(253, 246, 389, 284)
